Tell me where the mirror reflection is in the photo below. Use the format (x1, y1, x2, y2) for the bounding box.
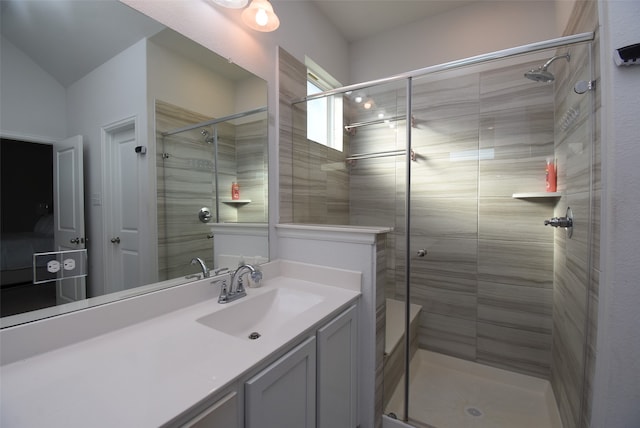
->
(0, 0, 269, 326)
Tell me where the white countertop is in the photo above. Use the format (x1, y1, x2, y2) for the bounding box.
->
(0, 261, 360, 427)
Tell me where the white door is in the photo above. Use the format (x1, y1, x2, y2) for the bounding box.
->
(105, 123, 140, 291)
(53, 135, 86, 304)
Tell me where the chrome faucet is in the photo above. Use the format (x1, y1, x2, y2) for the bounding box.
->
(190, 257, 210, 278)
(216, 264, 262, 304)
(231, 264, 263, 295)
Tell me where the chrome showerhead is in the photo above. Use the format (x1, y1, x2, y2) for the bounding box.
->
(524, 68, 556, 82)
(524, 53, 570, 83)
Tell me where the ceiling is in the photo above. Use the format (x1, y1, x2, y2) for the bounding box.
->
(309, 0, 478, 42)
(0, 0, 255, 87)
(1, 0, 479, 88)
(0, 0, 164, 87)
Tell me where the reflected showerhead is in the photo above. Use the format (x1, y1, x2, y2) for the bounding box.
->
(524, 53, 570, 83)
(201, 129, 214, 144)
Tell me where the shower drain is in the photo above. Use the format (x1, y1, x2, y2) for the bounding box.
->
(464, 406, 484, 418)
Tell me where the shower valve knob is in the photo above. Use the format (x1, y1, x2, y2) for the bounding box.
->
(544, 217, 573, 228)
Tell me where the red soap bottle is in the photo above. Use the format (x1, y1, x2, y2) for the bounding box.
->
(231, 182, 240, 200)
(546, 158, 557, 192)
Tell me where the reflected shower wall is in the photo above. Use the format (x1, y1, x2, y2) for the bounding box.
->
(156, 100, 268, 280)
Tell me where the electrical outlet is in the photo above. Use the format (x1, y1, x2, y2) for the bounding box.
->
(47, 260, 61, 273)
(63, 259, 76, 271)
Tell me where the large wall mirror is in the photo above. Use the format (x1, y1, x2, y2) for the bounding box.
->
(0, 0, 269, 327)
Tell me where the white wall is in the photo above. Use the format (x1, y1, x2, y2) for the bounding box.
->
(348, 0, 561, 83)
(592, 0, 640, 426)
(0, 35, 67, 141)
(555, 0, 578, 35)
(236, 76, 269, 115)
(147, 40, 238, 118)
(66, 39, 150, 297)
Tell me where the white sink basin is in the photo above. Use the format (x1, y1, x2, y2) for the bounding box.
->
(197, 287, 325, 340)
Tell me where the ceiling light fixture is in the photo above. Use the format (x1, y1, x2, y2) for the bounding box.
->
(241, 0, 280, 32)
(210, 0, 249, 9)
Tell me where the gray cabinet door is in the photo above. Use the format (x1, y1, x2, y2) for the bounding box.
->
(245, 336, 316, 428)
(317, 305, 358, 428)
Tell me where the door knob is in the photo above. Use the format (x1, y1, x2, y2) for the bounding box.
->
(70, 237, 81, 244)
(417, 249, 427, 257)
(110, 237, 121, 244)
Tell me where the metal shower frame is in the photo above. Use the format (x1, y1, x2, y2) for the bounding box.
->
(162, 106, 267, 223)
(293, 31, 595, 424)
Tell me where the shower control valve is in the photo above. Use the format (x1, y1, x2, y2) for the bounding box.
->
(544, 217, 572, 228)
(544, 207, 574, 238)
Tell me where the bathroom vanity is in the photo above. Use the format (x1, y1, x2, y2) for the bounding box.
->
(0, 260, 361, 427)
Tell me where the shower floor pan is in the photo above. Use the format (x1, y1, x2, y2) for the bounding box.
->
(385, 350, 563, 428)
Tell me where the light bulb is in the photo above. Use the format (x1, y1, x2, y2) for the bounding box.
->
(255, 8, 268, 26)
(241, 0, 280, 32)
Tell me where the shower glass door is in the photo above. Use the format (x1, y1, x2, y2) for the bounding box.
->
(287, 34, 595, 428)
(404, 41, 595, 428)
(156, 104, 269, 281)
(158, 123, 219, 280)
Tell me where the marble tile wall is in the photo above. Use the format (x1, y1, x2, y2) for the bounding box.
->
(277, 48, 306, 224)
(235, 118, 269, 223)
(551, 1, 600, 426)
(343, 62, 559, 378)
(278, 48, 386, 428)
(279, 25, 599, 426)
(156, 100, 267, 279)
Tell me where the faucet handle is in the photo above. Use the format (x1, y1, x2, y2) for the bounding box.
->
(212, 277, 230, 303)
(213, 267, 230, 276)
(235, 275, 247, 294)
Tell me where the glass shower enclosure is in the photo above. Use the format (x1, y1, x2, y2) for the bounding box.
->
(157, 104, 268, 280)
(291, 32, 597, 428)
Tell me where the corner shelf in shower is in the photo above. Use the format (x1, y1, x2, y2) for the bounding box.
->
(512, 192, 562, 199)
(222, 199, 252, 205)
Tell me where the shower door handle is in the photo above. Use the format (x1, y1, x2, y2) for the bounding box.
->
(416, 249, 427, 257)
